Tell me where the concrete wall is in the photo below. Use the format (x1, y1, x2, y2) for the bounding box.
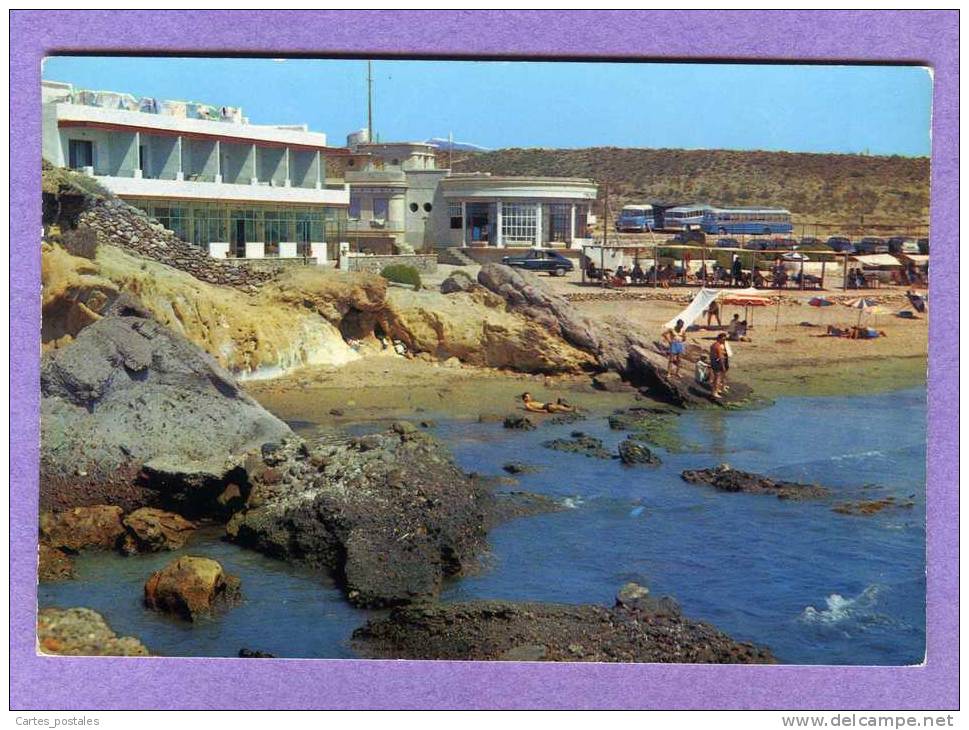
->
(257, 146, 287, 186)
(221, 142, 255, 185)
(343, 253, 438, 274)
(289, 149, 320, 189)
(403, 170, 449, 250)
(186, 139, 219, 181)
(145, 135, 181, 180)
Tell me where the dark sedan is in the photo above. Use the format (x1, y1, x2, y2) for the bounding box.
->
(501, 248, 575, 276)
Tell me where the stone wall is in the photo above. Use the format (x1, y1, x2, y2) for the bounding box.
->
(222, 257, 332, 273)
(344, 254, 438, 274)
(77, 199, 273, 291)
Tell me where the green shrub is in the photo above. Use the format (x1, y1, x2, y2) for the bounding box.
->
(380, 264, 422, 291)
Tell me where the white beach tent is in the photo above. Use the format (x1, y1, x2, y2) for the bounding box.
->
(662, 287, 765, 331)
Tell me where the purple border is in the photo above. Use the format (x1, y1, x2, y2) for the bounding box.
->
(10, 10, 958, 710)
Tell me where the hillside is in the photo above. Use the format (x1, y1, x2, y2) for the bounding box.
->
(447, 147, 930, 230)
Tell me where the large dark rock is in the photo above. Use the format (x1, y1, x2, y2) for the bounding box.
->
(226, 428, 492, 608)
(541, 432, 612, 459)
(618, 437, 661, 466)
(681, 464, 830, 500)
(39, 505, 126, 552)
(352, 582, 775, 664)
(121, 508, 196, 554)
(40, 310, 291, 512)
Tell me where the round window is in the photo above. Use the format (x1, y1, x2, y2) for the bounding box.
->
(423, 203, 433, 212)
(409, 203, 419, 212)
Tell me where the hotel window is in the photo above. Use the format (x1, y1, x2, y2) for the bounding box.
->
(449, 202, 462, 229)
(373, 198, 389, 220)
(349, 197, 361, 219)
(501, 203, 538, 244)
(68, 139, 94, 170)
(549, 204, 570, 242)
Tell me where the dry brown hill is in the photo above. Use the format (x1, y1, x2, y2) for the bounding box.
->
(446, 147, 929, 232)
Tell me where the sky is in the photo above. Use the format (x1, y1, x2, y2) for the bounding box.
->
(42, 57, 933, 156)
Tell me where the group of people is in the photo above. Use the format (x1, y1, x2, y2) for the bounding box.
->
(662, 315, 738, 400)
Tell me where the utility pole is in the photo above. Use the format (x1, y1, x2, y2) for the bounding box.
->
(367, 60, 374, 143)
(448, 131, 453, 170)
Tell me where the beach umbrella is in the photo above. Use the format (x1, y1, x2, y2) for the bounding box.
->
(843, 297, 879, 326)
(722, 294, 771, 327)
(808, 296, 835, 325)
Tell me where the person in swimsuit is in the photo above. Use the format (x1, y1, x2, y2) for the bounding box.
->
(709, 333, 729, 399)
(665, 319, 687, 377)
(521, 392, 576, 414)
(706, 298, 722, 328)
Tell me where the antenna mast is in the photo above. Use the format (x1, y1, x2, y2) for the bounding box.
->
(367, 60, 374, 142)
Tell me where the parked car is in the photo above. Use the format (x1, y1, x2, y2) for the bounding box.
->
(826, 236, 855, 253)
(887, 236, 920, 255)
(799, 237, 823, 248)
(501, 248, 574, 276)
(744, 238, 772, 251)
(716, 237, 739, 248)
(772, 237, 799, 250)
(670, 229, 706, 245)
(856, 237, 889, 254)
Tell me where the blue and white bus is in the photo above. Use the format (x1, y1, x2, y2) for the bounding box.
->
(701, 207, 793, 235)
(614, 204, 655, 233)
(663, 205, 709, 231)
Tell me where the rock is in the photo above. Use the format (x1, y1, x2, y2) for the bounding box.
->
(502, 462, 540, 475)
(832, 497, 915, 516)
(503, 415, 536, 430)
(618, 437, 661, 466)
(440, 270, 476, 294)
(227, 427, 492, 608)
(541, 432, 612, 459)
(591, 371, 633, 392)
(238, 648, 275, 659)
(487, 491, 565, 525)
(352, 593, 775, 664)
(37, 607, 149, 656)
(38, 544, 75, 582)
(39, 505, 125, 552)
(120, 508, 196, 554)
(680, 465, 830, 500)
(143, 556, 242, 621)
(40, 310, 291, 513)
(615, 581, 681, 617)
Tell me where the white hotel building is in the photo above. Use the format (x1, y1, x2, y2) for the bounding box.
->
(41, 80, 350, 261)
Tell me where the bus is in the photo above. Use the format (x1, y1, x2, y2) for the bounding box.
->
(614, 204, 655, 233)
(663, 205, 709, 231)
(701, 207, 793, 235)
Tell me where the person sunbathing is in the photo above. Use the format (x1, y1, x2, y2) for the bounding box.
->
(521, 392, 576, 414)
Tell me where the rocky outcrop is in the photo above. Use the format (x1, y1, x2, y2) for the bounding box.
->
(37, 607, 149, 656)
(541, 432, 612, 459)
(121, 508, 196, 554)
(384, 287, 595, 373)
(502, 415, 536, 430)
(38, 544, 75, 582)
(440, 270, 477, 294)
(226, 425, 492, 608)
(681, 464, 830, 500)
(832, 496, 916, 516)
(618, 437, 661, 466)
(144, 556, 242, 621)
(39, 505, 125, 552)
(476, 264, 752, 407)
(352, 582, 775, 664)
(40, 307, 291, 512)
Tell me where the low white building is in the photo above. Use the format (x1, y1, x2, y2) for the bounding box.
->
(432, 173, 597, 249)
(41, 80, 350, 263)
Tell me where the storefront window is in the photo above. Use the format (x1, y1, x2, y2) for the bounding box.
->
(502, 203, 537, 245)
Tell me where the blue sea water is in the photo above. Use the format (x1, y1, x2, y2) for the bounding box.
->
(38, 388, 926, 664)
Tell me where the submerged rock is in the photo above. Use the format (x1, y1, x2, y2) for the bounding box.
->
(352, 583, 775, 663)
(143, 555, 241, 621)
(226, 428, 492, 608)
(38, 544, 75, 582)
(680, 464, 829, 500)
(37, 607, 149, 656)
(40, 308, 291, 513)
(832, 497, 915, 516)
(238, 648, 275, 659)
(541, 432, 612, 459)
(503, 415, 536, 430)
(121, 508, 196, 554)
(617, 438, 661, 466)
(502, 462, 541, 475)
(39, 505, 125, 552)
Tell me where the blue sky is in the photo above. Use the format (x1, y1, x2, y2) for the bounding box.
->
(42, 57, 932, 156)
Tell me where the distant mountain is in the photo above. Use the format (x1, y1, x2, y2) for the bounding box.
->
(425, 137, 490, 152)
(447, 147, 930, 228)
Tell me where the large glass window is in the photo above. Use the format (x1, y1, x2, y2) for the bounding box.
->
(349, 197, 361, 219)
(501, 203, 537, 245)
(549, 203, 570, 242)
(68, 139, 94, 169)
(373, 198, 389, 220)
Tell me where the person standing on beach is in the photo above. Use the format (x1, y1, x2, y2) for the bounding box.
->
(706, 298, 722, 328)
(664, 319, 686, 378)
(731, 255, 743, 288)
(709, 333, 729, 399)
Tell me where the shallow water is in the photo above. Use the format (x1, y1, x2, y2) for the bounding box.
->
(40, 388, 926, 664)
